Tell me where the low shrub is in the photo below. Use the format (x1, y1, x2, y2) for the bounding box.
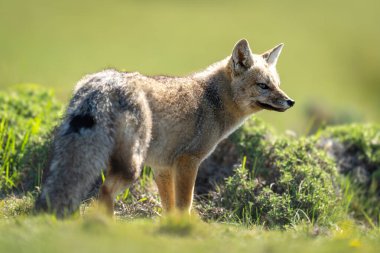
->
(201, 131, 338, 228)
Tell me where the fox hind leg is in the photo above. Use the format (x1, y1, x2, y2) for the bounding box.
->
(99, 151, 143, 215)
(99, 171, 132, 215)
(99, 115, 151, 215)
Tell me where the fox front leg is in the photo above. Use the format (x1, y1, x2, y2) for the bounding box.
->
(154, 168, 176, 213)
(173, 155, 200, 214)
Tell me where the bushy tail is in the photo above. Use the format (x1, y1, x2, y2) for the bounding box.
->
(35, 114, 114, 218)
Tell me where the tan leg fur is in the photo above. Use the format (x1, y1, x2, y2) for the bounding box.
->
(154, 169, 175, 213)
(173, 155, 200, 213)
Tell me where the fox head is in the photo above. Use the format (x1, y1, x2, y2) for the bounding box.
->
(228, 39, 294, 114)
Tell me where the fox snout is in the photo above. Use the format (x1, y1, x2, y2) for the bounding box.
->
(275, 96, 295, 112)
(278, 96, 295, 111)
(268, 88, 295, 112)
(258, 88, 295, 112)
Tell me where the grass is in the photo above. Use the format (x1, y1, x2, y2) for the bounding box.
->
(0, 213, 379, 253)
(0, 85, 62, 194)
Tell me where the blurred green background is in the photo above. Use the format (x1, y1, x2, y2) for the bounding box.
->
(0, 0, 379, 133)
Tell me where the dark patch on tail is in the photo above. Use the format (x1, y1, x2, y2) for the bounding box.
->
(67, 114, 96, 134)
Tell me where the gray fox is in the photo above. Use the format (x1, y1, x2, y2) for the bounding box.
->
(35, 39, 294, 217)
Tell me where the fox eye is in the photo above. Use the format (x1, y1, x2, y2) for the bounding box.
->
(257, 83, 269, 90)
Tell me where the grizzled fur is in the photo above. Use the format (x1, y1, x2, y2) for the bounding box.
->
(35, 39, 294, 217)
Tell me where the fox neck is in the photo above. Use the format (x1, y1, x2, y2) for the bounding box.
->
(194, 58, 253, 137)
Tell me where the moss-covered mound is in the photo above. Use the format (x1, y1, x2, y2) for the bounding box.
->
(198, 120, 380, 227)
(317, 124, 380, 225)
(199, 120, 339, 227)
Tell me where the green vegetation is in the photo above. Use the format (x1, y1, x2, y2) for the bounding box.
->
(213, 138, 338, 227)
(318, 125, 380, 226)
(198, 120, 380, 228)
(0, 85, 62, 194)
(0, 194, 34, 218)
(0, 214, 379, 253)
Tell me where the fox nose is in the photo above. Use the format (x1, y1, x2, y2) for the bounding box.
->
(286, 99, 295, 107)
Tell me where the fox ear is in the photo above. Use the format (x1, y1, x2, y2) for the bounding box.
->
(230, 39, 253, 75)
(262, 43, 284, 66)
